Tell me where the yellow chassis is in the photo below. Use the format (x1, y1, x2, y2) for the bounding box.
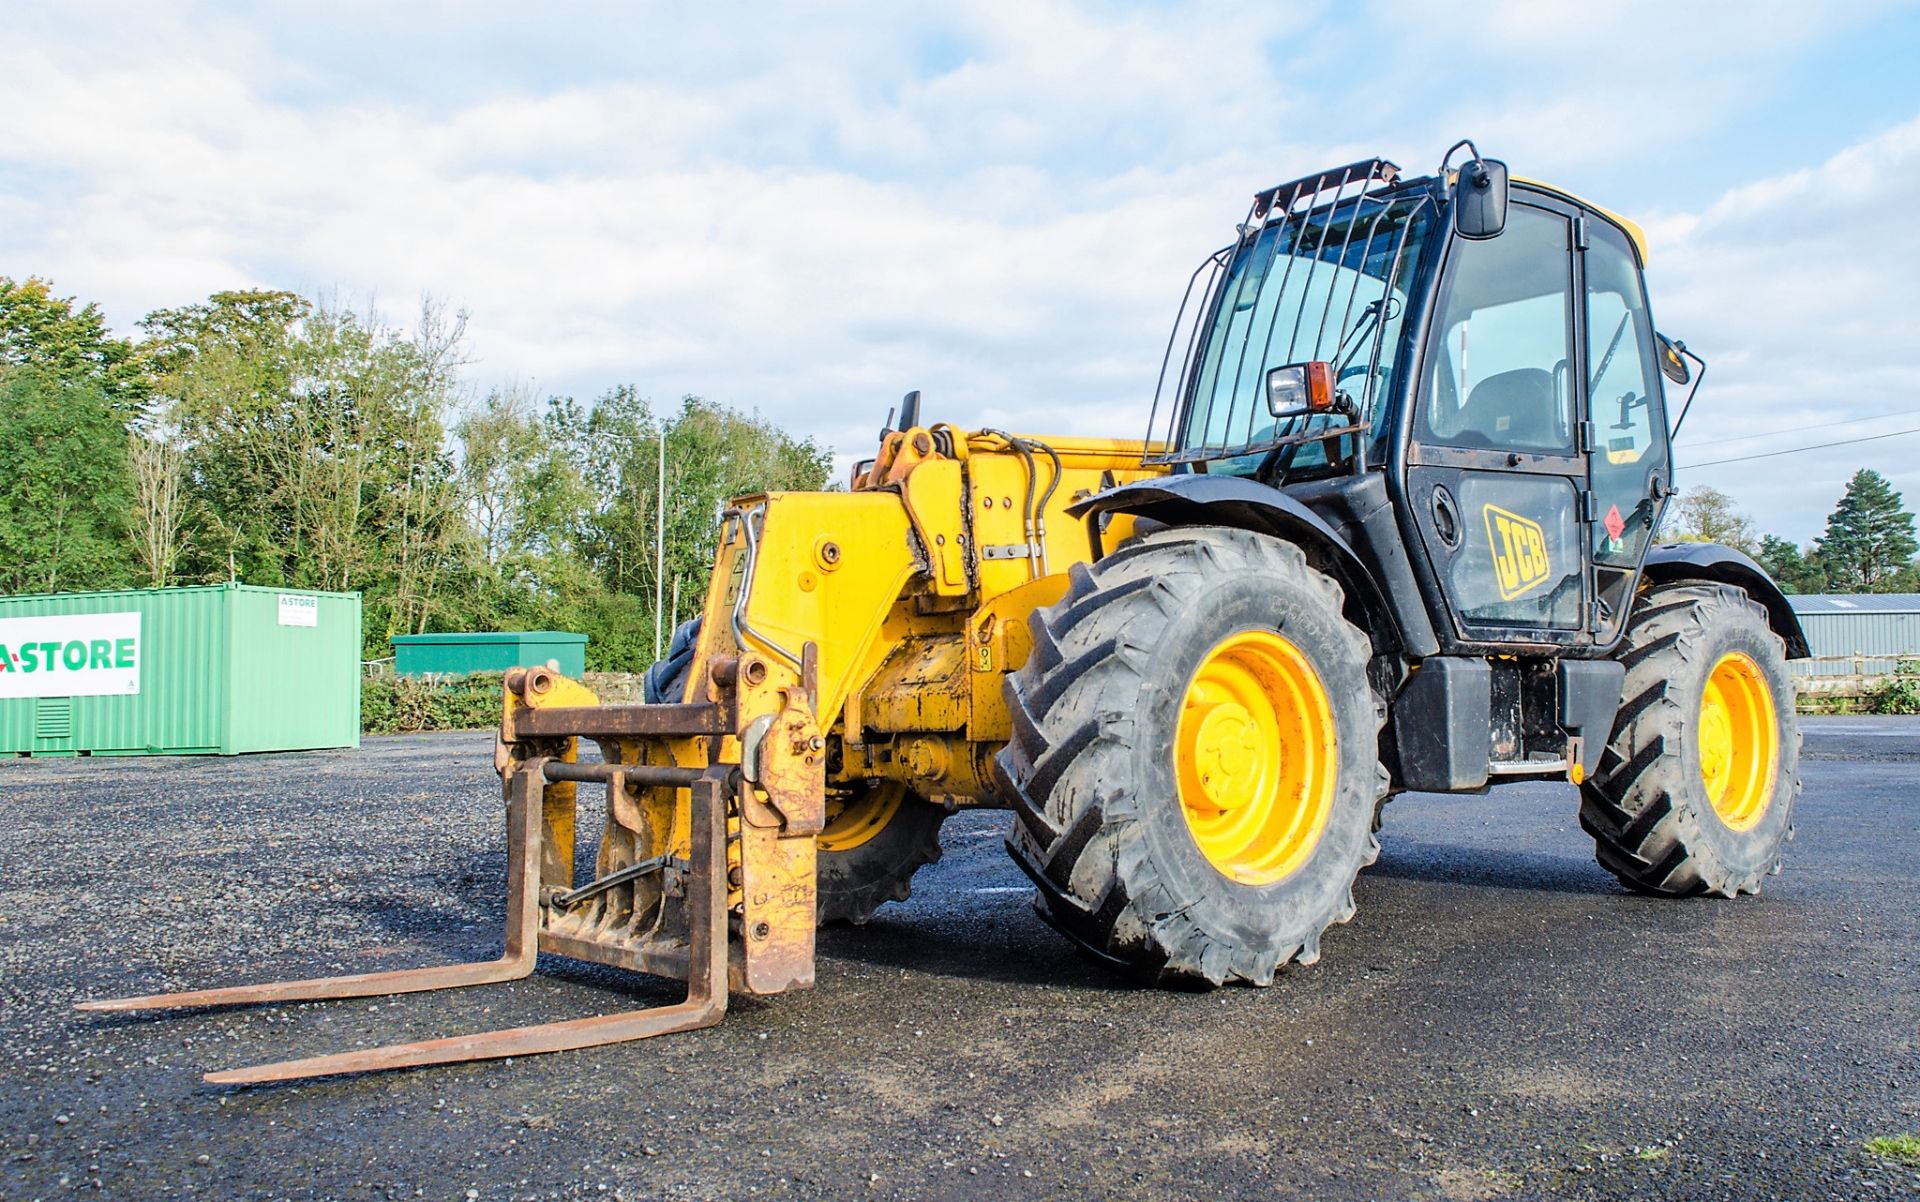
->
(496, 428, 1166, 1002)
(78, 425, 1165, 1081)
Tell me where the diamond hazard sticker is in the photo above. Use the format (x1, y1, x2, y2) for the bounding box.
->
(1603, 503, 1626, 541)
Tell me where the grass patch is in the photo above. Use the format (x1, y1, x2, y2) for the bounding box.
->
(1865, 1135, 1920, 1166)
(1862, 661, 1920, 715)
(1634, 1146, 1670, 1162)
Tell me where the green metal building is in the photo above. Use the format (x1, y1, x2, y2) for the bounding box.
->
(389, 631, 588, 678)
(0, 584, 361, 757)
(1786, 593, 1920, 678)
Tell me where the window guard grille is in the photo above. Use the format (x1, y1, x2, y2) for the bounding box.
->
(1143, 158, 1430, 468)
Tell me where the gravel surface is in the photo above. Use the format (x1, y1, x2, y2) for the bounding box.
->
(4, 717, 1917, 1201)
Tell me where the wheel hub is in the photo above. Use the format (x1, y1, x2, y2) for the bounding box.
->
(1698, 651, 1778, 831)
(1187, 697, 1269, 813)
(1174, 629, 1336, 885)
(818, 781, 907, 853)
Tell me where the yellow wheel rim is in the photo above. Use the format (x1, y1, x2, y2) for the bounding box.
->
(1698, 652, 1778, 831)
(1174, 630, 1337, 885)
(818, 781, 906, 853)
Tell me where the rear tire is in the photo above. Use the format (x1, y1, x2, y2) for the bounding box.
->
(641, 618, 944, 924)
(642, 618, 702, 704)
(816, 782, 946, 925)
(996, 526, 1386, 987)
(1581, 582, 1800, 897)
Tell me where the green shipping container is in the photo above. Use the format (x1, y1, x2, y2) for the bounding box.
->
(390, 631, 588, 678)
(0, 584, 361, 757)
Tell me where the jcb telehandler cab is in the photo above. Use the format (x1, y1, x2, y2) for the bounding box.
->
(83, 143, 1807, 1082)
(1003, 144, 1804, 981)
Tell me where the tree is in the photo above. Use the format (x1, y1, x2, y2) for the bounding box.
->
(140, 289, 311, 379)
(0, 276, 153, 416)
(127, 424, 187, 588)
(449, 388, 833, 669)
(0, 371, 135, 594)
(1663, 485, 1757, 554)
(563, 391, 832, 643)
(447, 385, 601, 638)
(1756, 534, 1825, 594)
(1814, 469, 1918, 593)
(140, 289, 312, 583)
(0, 274, 831, 674)
(143, 290, 469, 650)
(654, 395, 832, 607)
(455, 388, 539, 568)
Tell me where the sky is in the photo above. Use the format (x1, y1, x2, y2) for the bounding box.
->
(3, 0, 1918, 544)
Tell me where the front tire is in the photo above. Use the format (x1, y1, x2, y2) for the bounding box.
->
(1581, 582, 1800, 896)
(997, 526, 1386, 987)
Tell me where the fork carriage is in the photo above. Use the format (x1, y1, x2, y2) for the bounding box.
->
(80, 658, 824, 1084)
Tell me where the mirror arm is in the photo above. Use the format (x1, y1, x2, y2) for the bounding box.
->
(1446, 139, 1509, 240)
(1438, 139, 1483, 177)
(1666, 343, 1709, 443)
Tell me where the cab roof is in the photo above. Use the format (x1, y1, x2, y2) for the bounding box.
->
(1512, 177, 1650, 264)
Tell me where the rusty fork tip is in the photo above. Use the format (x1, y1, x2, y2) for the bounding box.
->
(75, 995, 201, 1012)
(205, 1056, 384, 1086)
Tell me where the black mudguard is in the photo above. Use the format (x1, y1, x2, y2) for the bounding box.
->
(1069, 474, 1436, 657)
(1641, 542, 1810, 659)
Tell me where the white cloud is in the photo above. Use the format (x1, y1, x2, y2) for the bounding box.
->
(0, 4, 1304, 459)
(0, 1, 1914, 543)
(1650, 114, 1920, 540)
(1358, 0, 1905, 180)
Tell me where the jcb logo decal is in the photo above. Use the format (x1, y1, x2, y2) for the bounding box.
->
(1483, 505, 1550, 601)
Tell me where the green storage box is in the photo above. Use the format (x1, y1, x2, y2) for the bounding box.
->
(390, 631, 587, 678)
(0, 584, 361, 756)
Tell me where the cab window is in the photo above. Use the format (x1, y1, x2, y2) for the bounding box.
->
(1418, 206, 1575, 454)
(1585, 220, 1667, 571)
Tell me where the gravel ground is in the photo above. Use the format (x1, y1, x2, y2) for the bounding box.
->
(3, 717, 1917, 1201)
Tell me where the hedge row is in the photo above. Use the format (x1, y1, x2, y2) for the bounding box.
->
(360, 671, 648, 734)
(361, 673, 505, 734)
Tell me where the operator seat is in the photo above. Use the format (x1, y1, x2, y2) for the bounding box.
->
(1457, 367, 1561, 450)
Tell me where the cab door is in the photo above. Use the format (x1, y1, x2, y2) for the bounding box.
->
(1581, 219, 1672, 645)
(1405, 200, 1591, 647)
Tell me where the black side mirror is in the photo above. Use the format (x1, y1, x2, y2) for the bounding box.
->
(1656, 334, 1691, 385)
(1452, 155, 1509, 240)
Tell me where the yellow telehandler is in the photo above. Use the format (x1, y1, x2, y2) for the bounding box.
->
(82, 144, 1808, 1083)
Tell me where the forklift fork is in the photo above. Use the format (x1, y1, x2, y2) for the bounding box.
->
(76, 758, 733, 1085)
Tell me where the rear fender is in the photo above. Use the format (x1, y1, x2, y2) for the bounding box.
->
(1641, 542, 1810, 659)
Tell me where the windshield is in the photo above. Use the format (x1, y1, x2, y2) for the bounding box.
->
(1164, 190, 1433, 475)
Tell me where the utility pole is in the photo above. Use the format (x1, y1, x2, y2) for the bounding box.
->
(654, 426, 667, 660)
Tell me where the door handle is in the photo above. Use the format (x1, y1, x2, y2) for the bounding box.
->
(1431, 486, 1461, 549)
